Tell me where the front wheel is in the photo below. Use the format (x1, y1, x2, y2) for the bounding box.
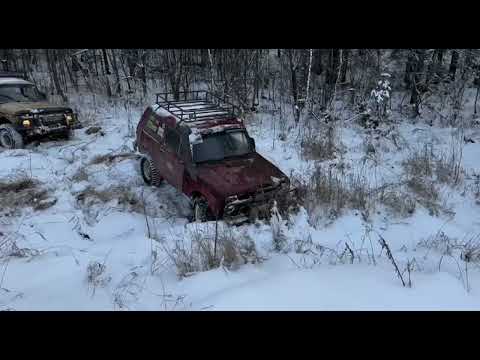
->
(60, 128, 74, 141)
(193, 197, 209, 222)
(0, 124, 24, 149)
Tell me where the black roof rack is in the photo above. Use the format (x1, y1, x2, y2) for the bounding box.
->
(0, 71, 28, 80)
(154, 90, 241, 124)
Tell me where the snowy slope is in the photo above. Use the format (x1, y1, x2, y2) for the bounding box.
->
(2, 98, 480, 311)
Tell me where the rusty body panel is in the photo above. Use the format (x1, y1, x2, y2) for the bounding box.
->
(136, 98, 291, 222)
(0, 102, 70, 116)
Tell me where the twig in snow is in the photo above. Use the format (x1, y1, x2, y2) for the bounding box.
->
(376, 232, 406, 287)
(344, 242, 355, 264)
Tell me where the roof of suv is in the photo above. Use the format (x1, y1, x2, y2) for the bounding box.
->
(0, 77, 33, 86)
(152, 91, 245, 135)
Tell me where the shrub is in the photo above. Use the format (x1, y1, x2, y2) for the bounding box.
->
(301, 124, 338, 161)
(86, 261, 111, 296)
(292, 164, 371, 222)
(379, 189, 416, 218)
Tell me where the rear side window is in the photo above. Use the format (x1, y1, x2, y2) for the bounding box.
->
(145, 115, 158, 133)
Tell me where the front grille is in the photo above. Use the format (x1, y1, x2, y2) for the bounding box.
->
(237, 184, 277, 201)
(39, 113, 66, 126)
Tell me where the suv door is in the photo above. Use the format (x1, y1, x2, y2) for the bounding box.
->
(140, 111, 161, 153)
(163, 127, 185, 191)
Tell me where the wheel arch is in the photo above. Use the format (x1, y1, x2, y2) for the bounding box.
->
(0, 117, 12, 125)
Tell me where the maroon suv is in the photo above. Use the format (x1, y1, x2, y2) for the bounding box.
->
(134, 91, 290, 223)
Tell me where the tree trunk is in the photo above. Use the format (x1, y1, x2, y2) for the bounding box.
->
(109, 49, 122, 96)
(449, 50, 459, 81)
(64, 54, 78, 92)
(340, 49, 349, 83)
(286, 49, 299, 123)
(102, 49, 111, 75)
(139, 50, 147, 96)
(312, 49, 323, 75)
(410, 49, 425, 117)
(46, 49, 68, 103)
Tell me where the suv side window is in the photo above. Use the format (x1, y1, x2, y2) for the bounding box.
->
(178, 132, 192, 162)
(165, 127, 180, 153)
(144, 114, 166, 143)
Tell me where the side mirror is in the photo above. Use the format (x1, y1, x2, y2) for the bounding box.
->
(248, 137, 256, 151)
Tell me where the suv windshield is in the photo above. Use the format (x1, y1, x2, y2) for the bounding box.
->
(0, 84, 44, 104)
(192, 130, 253, 163)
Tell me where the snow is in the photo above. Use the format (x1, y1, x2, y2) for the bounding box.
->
(2, 95, 480, 311)
(177, 256, 479, 310)
(0, 78, 32, 86)
(152, 105, 180, 122)
(188, 128, 203, 144)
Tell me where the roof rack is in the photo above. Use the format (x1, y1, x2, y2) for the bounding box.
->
(154, 90, 241, 124)
(0, 71, 28, 79)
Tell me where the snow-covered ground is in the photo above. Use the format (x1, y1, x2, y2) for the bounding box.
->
(2, 97, 480, 311)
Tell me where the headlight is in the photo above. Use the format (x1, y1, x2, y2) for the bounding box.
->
(65, 114, 73, 124)
(22, 119, 31, 127)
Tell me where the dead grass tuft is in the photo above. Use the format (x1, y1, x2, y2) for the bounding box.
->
(163, 223, 262, 278)
(76, 185, 143, 213)
(0, 176, 55, 212)
(89, 153, 139, 166)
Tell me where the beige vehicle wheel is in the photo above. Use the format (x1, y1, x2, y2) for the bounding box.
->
(0, 124, 24, 149)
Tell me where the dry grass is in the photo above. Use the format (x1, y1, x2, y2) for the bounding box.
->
(402, 145, 435, 179)
(401, 143, 464, 216)
(70, 168, 89, 183)
(0, 176, 55, 212)
(403, 142, 463, 187)
(379, 189, 416, 218)
(89, 153, 139, 166)
(434, 148, 463, 186)
(163, 223, 261, 278)
(0, 234, 39, 261)
(292, 164, 372, 222)
(86, 261, 112, 296)
(301, 125, 339, 161)
(75, 185, 144, 214)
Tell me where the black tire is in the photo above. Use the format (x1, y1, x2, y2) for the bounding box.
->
(193, 197, 209, 222)
(0, 124, 24, 149)
(140, 157, 162, 187)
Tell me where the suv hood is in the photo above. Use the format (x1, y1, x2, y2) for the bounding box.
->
(196, 153, 288, 197)
(0, 102, 72, 115)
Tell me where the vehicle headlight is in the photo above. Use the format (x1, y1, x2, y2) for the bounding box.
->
(22, 119, 31, 127)
(65, 114, 73, 124)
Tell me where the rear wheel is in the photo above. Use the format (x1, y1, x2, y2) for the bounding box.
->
(140, 157, 162, 186)
(193, 197, 209, 222)
(0, 124, 24, 149)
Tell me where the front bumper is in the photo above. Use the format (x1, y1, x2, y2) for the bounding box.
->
(25, 124, 68, 137)
(19, 112, 75, 136)
(223, 183, 293, 224)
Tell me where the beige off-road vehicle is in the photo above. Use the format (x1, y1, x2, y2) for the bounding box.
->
(0, 72, 77, 149)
